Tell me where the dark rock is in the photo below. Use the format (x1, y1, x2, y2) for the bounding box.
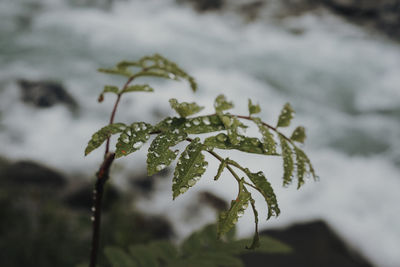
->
(241, 220, 373, 267)
(17, 79, 78, 110)
(1, 160, 67, 188)
(177, 0, 225, 12)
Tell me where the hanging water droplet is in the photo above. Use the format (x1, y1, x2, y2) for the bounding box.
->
(185, 122, 191, 127)
(156, 164, 166, 171)
(91, 207, 96, 212)
(188, 179, 196, 186)
(133, 124, 140, 131)
(172, 129, 180, 134)
(166, 119, 173, 124)
(168, 73, 176, 79)
(242, 202, 248, 209)
(192, 119, 200, 126)
(121, 134, 129, 143)
(133, 141, 143, 149)
(202, 117, 210, 125)
(140, 123, 147, 131)
(237, 210, 244, 217)
(91, 216, 95, 222)
(184, 153, 190, 160)
(193, 176, 201, 181)
(93, 189, 97, 194)
(179, 187, 188, 193)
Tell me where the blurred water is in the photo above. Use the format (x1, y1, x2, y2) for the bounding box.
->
(0, 0, 400, 265)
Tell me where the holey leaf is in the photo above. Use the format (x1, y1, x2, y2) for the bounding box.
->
(290, 126, 306, 144)
(85, 123, 126, 156)
(276, 103, 294, 128)
(279, 135, 294, 187)
(217, 180, 250, 238)
(294, 146, 317, 182)
(294, 147, 306, 189)
(172, 138, 208, 199)
(243, 169, 280, 219)
(115, 122, 153, 158)
(204, 133, 272, 155)
(252, 117, 277, 155)
(169, 98, 204, 118)
(155, 115, 225, 135)
(147, 130, 188, 176)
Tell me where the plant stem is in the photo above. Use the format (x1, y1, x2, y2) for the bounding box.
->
(90, 76, 136, 267)
(89, 152, 115, 267)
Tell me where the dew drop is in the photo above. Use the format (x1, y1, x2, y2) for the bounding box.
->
(133, 141, 143, 149)
(188, 179, 196, 186)
(91, 216, 95, 222)
(179, 187, 188, 193)
(133, 124, 140, 131)
(202, 117, 210, 125)
(242, 202, 249, 209)
(193, 119, 200, 126)
(156, 164, 166, 171)
(193, 176, 201, 181)
(166, 119, 173, 124)
(184, 153, 190, 160)
(91, 207, 96, 212)
(216, 134, 227, 142)
(237, 210, 244, 217)
(185, 122, 191, 127)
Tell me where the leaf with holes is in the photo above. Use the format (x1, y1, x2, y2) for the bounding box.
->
(85, 123, 126, 156)
(291, 126, 306, 144)
(246, 195, 260, 249)
(252, 117, 278, 155)
(279, 135, 294, 187)
(294, 146, 317, 181)
(115, 122, 153, 158)
(294, 146, 306, 189)
(147, 130, 188, 176)
(217, 180, 250, 238)
(204, 133, 270, 155)
(172, 138, 208, 199)
(242, 169, 280, 219)
(169, 98, 204, 118)
(183, 115, 225, 134)
(276, 103, 294, 128)
(248, 99, 261, 115)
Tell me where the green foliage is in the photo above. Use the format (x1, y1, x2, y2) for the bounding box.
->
(85, 123, 126, 156)
(172, 138, 208, 199)
(248, 99, 261, 115)
(276, 103, 294, 128)
(115, 122, 153, 158)
(218, 180, 250, 238)
(169, 98, 204, 118)
(104, 224, 291, 267)
(147, 130, 187, 176)
(87, 54, 317, 258)
(98, 54, 197, 92)
(291, 126, 306, 143)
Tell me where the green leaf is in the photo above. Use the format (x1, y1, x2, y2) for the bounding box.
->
(116, 60, 141, 69)
(246, 195, 260, 249)
(183, 115, 225, 134)
(294, 147, 317, 181)
(154, 117, 186, 132)
(294, 146, 306, 189)
(217, 180, 250, 238)
(276, 103, 294, 128)
(115, 122, 153, 158)
(248, 99, 261, 115)
(279, 135, 294, 187)
(169, 98, 204, 118)
(98, 85, 119, 102)
(252, 117, 277, 155)
(214, 158, 228, 181)
(214, 94, 233, 112)
(98, 68, 133, 77)
(172, 138, 208, 199)
(123, 84, 154, 93)
(290, 126, 306, 143)
(85, 123, 126, 156)
(147, 130, 188, 176)
(242, 168, 280, 219)
(104, 247, 138, 267)
(204, 133, 272, 155)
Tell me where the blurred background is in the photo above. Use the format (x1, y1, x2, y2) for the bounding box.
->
(1, 0, 400, 266)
